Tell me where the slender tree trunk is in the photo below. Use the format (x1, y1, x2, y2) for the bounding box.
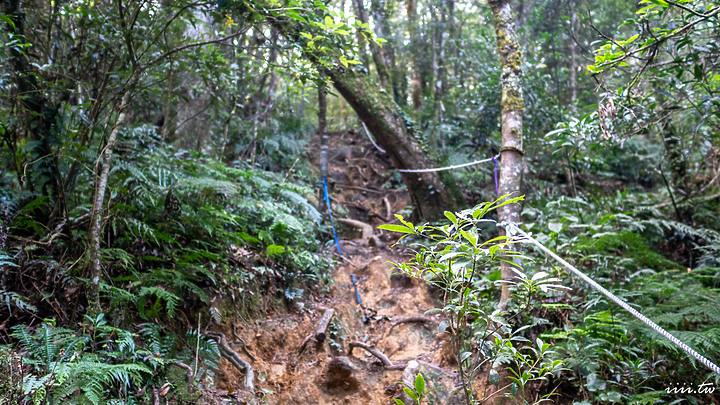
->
(372, 0, 405, 106)
(325, 68, 453, 219)
(431, 3, 447, 152)
(86, 73, 139, 317)
(569, 0, 578, 111)
(352, 0, 371, 69)
(319, 81, 328, 181)
(489, 0, 524, 310)
(406, 0, 423, 109)
(353, 0, 391, 87)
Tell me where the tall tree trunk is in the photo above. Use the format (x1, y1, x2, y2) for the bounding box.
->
(325, 68, 453, 219)
(319, 81, 328, 181)
(489, 0, 524, 310)
(353, 0, 391, 87)
(372, 0, 405, 106)
(352, 0, 371, 69)
(569, 0, 578, 111)
(86, 73, 139, 317)
(406, 0, 423, 109)
(430, 3, 447, 152)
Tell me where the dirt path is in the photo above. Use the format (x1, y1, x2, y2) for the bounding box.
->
(213, 130, 463, 404)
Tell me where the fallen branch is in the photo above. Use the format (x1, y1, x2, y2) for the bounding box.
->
(315, 308, 335, 342)
(347, 341, 405, 370)
(206, 331, 254, 392)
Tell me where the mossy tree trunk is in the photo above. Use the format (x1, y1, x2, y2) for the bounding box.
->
(325, 68, 453, 220)
(488, 3, 525, 403)
(489, 0, 524, 309)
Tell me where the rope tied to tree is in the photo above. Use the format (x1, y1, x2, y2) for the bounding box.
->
(503, 222, 720, 377)
(491, 156, 499, 194)
(398, 154, 500, 174)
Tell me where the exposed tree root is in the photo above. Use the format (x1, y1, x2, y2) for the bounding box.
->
(170, 360, 194, 384)
(206, 331, 255, 393)
(347, 341, 406, 370)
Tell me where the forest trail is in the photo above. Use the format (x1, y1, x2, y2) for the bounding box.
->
(213, 129, 465, 404)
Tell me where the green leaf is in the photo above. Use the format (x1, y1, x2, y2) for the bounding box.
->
(395, 214, 415, 230)
(414, 373, 425, 395)
(0, 14, 15, 29)
(403, 387, 418, 401)
(444, 211, 458, 225)
(489, 369, 500, 386)
(378, 224, 414, 234)
(586, 373, 606, 392)
(266, 244, 286, 256)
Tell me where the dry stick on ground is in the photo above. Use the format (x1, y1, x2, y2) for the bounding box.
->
(206, 332, 254, 392)
(347, 341, 406, 370)
(315, 308, 335, 342)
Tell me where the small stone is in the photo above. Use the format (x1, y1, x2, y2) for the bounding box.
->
(321, 356, 360, 392)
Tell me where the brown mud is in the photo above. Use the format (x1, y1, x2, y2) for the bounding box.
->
(210, 129, 465, 404)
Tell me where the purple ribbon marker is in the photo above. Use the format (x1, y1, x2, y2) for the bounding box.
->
(491, 156, 499, 194)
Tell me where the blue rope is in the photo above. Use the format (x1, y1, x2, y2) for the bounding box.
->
(321, 177, 342, 255)
(351, 274, 364, 307)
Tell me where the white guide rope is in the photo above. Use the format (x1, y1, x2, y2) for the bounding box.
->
(504, 223, 720, 377)
(361, 122, 386, 154)
(398, 155, 499, 173)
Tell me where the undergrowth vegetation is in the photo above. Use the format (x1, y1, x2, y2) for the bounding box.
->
(385, 193, 720, 404)
(0, 128, 332, 402)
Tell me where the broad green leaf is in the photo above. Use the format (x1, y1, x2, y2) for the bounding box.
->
(378, 224, 414, 234)
(414, 373, 425, 395)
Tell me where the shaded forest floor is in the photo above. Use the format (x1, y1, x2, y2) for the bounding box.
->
(207, 129, 468, 404)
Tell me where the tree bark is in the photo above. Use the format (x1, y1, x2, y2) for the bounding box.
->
(86, 73, 139, 317)
(405, 0, 423, 109)
(325, 68, 453, 219)
(489, 0, 524, 310)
